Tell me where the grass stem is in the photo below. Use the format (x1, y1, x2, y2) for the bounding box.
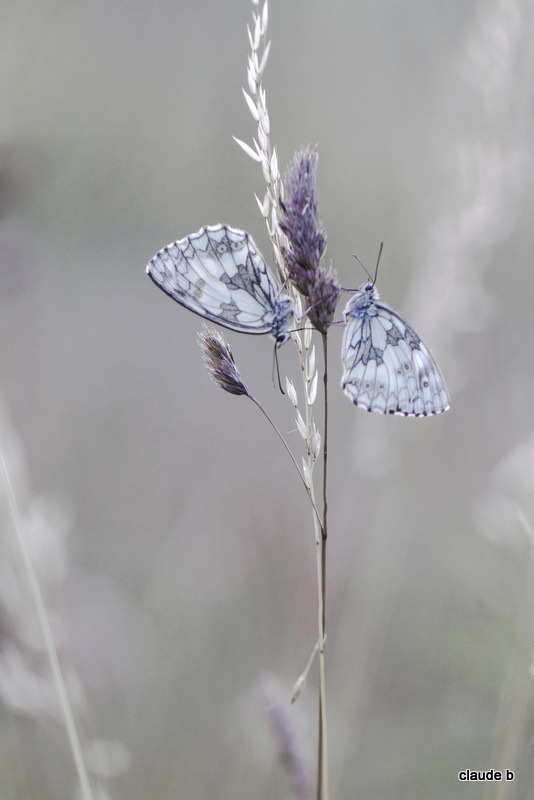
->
(0, 452, 93, 800)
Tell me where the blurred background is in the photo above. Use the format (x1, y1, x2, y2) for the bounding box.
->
(1, 0, 534, 797)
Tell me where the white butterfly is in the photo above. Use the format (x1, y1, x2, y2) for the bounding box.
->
(146, 224, 294, 344)
(341, 281, 450, 416)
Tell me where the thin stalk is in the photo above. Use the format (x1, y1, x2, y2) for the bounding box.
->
(316, 333, 329, 800)
(248, 393, 324, 536)
(0, 453, 94, 800)
(322, 331, 328, 557)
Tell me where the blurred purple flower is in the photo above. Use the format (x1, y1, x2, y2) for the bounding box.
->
(257, 674, 310, 800)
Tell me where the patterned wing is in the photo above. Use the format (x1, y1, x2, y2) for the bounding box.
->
(146, 224, 293, 339)
(341, 287, 450, 416)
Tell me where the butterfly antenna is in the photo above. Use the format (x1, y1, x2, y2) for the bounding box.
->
(373, 242, 384, 286)
(352, 242, 384, 287)
(352, 253, 373, 283)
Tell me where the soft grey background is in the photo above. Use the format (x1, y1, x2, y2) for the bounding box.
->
(2, 0, 534, 798)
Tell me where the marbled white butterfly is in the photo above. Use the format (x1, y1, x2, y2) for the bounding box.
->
(146, 224, 294, 344)
(341, 280, 450, 416)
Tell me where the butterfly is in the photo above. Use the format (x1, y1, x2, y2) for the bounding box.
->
(146, 224, 294, 345)
(341, 280, 450, 416)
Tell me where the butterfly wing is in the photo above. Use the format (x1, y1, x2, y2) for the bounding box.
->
(147, 224, 291, 337)
(342, 293, 450, 416)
